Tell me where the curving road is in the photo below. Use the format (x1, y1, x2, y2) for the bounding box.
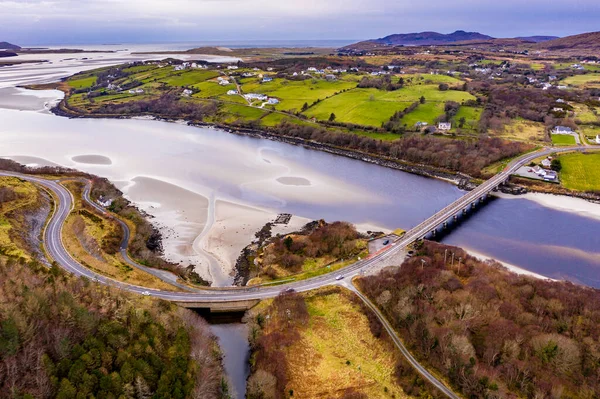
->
(1, 145, 590, 302)
(1, 145, 594, 399)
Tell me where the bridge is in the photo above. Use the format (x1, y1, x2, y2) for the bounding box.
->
(1, 145, 591, 399)
(1, 145, 587, 305)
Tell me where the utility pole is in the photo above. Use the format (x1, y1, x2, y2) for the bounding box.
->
(457, 257, 462, 276)
(444, 249, 447, 264)
(451, 252, 455, 267)
(421, 259, 426, 271)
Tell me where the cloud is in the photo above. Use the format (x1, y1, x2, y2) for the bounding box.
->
(0, 0, 598, 44)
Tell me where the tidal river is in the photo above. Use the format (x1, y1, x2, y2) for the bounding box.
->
(1, 50, 599, 288)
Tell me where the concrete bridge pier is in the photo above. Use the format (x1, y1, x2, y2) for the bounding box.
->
(443, 222, 448, 230)
(453, 215, 458, 222)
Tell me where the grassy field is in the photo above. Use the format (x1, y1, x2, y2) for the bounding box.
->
(158, 69, 219, 86)
(68, 76, 97, 89)
(496, 119, 546, 142)
(305, 83, 474, 127)
(559, 152, 600, 192)
(453, 105, 482, 131)
(561, 74, 600, 89)
(573, 104, 599, 123)
(552, 134, 577, 145)
(241, 78, 357, 112)
(250, 288, 409, 398)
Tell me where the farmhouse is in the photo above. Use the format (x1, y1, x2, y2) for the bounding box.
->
(596, 135, 600, 144)
(267, 98, 280, 105)
(227, 90, 238, 95)
(227, 65, 239, 70)
(181, 89, 193, 97)
(552, 126, 574, 135)
(552, 107, 564, 112)
(219, 79, 231, 86)
(438, 122, 452, 131)
(244, 93, 268, 101)
(262, 76, 273, 83)
(415, 121, 428, 129)
(541, 158, 552, 168)
(128, 89, 144, 94)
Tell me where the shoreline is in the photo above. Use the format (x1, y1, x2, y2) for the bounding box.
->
(50, 99, 469, 187)
(464, 247, 554, 281)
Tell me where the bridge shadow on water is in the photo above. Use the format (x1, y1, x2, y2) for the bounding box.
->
(423, 194, 498, 242)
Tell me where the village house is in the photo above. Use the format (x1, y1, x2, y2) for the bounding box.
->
(596, 135, 600, 144)
(541, 158, 552, 168)
(244, 93, 268, 101)
(227, 65, 239, 70)
(128, 88, 144, 94)
(262, 76, 273, 83)
(267, 98, 279, 105)
(438, 122, 452, 131)
(227, 90, 238, 95)
(325, 74, 336, 81)
(552, 126, 574, 135)
(181, 89, 193, 97)
(552, 107, 564, 112)
(415, 122, 428, 129)
(556, 98, 566, 103)
(219, 80, 231, 86)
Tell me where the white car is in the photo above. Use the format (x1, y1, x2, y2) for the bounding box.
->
(142, 291, 150, 296)
(335, 275, 344, 281)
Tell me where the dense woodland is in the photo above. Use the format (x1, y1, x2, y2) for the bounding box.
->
(0, 258, 227, 398)
(274, 121, 531, 177)
(358, 241, 600, 399)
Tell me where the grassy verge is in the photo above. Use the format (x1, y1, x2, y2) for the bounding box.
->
(61, 180, 181, 291)
(0, 176, 48, 260)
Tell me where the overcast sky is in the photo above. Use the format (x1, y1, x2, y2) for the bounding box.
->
(1, 0, 599, 45)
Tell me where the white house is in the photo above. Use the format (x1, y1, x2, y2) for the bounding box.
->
(244, 93, 268, 101)
(556, 98, 566, 103)
(227, 90, 238, 95)
(227, 65, 239, 70)
(219, 79, 231, 86)
(552, 126, 574, 135)
(415, 122, 428, 128)
(128, 89, 144, 94)
(438, 122, 452, 131)
(596, 135, 600, 144)
(552, 107, 564, 112)
(541, 158, 552, 168)
(262, 76, 273, 83)
(182, 89, 193, 97)
(267, 98, 279, 105)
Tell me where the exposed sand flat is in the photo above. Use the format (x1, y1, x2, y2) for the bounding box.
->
(72, 154, 112, 165)
(199, 200, 311, 275)
(496, 192, 600, 222)
(276, 176, 311, 186)
(123, 176, 211, 278)
(464, 247, 554, 280)
(0, 87, 63, 111)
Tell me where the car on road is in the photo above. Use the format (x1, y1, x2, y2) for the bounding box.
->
(282, 287, 295, 294)
(142, 291, 150, 296)
(335, 275, 344, 280)
(383, 239, 390, 245)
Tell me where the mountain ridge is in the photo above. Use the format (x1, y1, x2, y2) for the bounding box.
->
(0, 41, 21, 50)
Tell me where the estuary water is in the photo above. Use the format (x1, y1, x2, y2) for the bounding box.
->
(1, 47, 599, 287)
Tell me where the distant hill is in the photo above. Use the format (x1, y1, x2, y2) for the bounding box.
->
(0, 51, 17, 58)
(534, 31, 600, 52)
(368, 30, 494, 46)
(0, 41, 21, 51)
(515, 36, 559, 43)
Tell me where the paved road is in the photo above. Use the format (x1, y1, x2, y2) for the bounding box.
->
(2, 145, 592, 399)
(1, 146, 590, 302)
